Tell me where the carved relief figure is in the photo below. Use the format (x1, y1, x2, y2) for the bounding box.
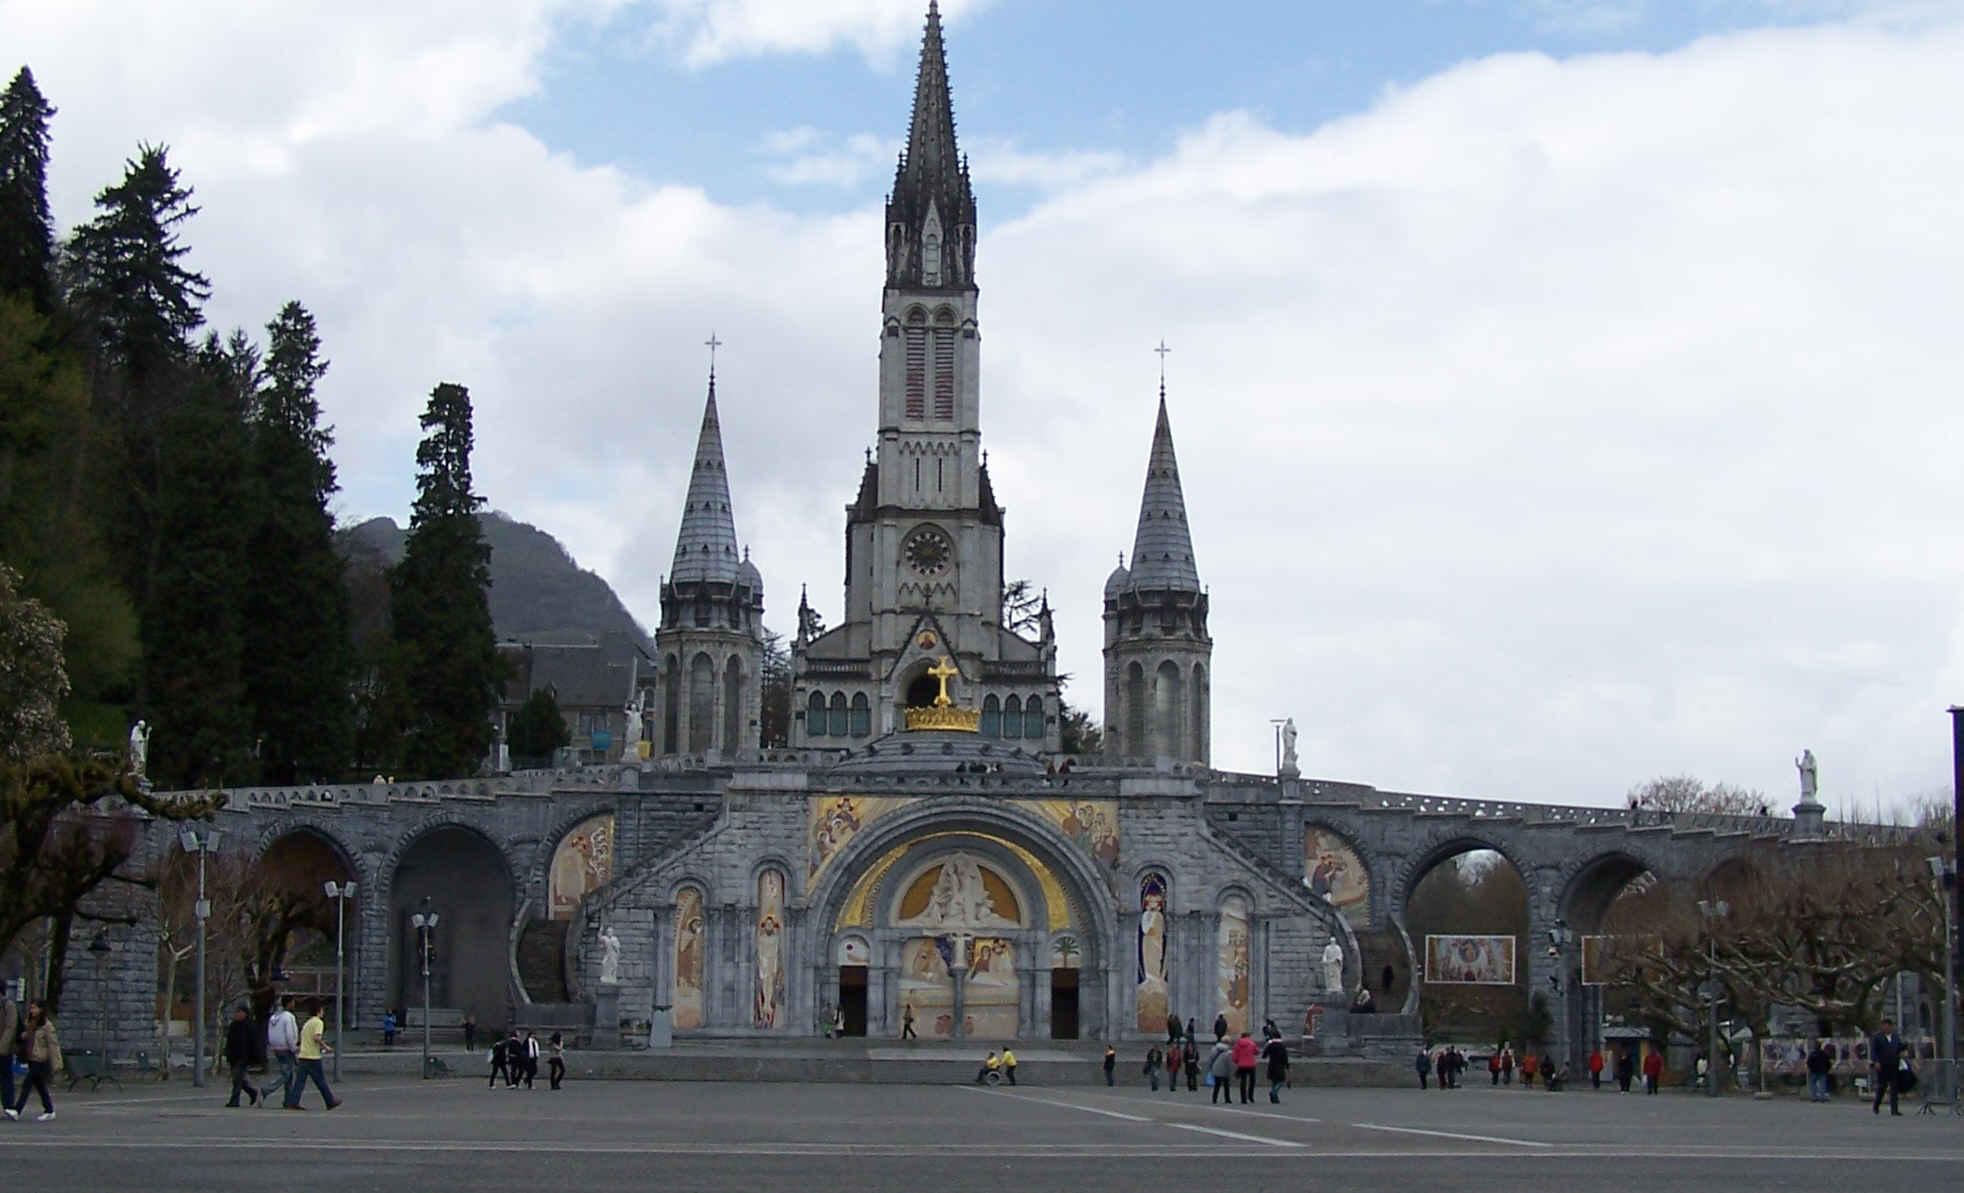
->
(895, 853, 1018, 931)
(754, 870, 787, 1028)
(1135, 872, 1170, 1031)
(672, 886, 705, 1030)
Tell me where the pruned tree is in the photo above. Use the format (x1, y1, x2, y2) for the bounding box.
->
(1627, 775, 1768, 817)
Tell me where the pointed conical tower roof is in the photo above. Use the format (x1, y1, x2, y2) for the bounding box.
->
(669, 375, 743, 586)
(886, 2, 977, 288)
(1126, 391, 1201, 592)
(901, 1, 961, 200)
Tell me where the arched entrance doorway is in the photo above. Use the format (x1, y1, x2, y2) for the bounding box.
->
(1401, 844, 1531, 1049)
(815, 810, 1113, 1042)
(389, 827, 514, 1029)
(251, 830, 360, 1026)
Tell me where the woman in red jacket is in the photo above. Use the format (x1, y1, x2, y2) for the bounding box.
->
(1231, 1032, 1259, 1104)
(1641, 1048, 1664, 1094)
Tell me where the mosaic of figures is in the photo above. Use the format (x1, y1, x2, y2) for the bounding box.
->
(807, 795, 909, 881)
(1216, 895, 1250, 1036)
(755, 870, 787, 1027)
(1035, 799, 1119, 870)
(1424, 933, 1517, 985)
(548, 814, 615, 920)
(1302, 826, 1369, 927)
(1135, 872, 1170, 1031)
(894, 935, 1019, 1039)
(672, 885, 705, 1029)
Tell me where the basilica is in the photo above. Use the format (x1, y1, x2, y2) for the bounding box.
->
(76, 7, 1795, 1065)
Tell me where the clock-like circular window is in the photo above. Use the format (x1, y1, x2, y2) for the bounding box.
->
(903, 527, 953, 576)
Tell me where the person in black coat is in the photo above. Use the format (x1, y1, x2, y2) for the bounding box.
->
(1212, 1013, 1229, 1042)
(488, 1033, 510, 1089)
(223, 1005, 261, 1107)
(1870, 1019, 1906, 1115)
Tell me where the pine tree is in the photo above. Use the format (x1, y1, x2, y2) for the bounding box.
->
(389, 383, 504, 778)
(0, 67, 56, 312)
(142, 334, 252, 787)
(63, 145, 211, 622)
(241, 302, 352, 783)
(506, 686, 570, 763)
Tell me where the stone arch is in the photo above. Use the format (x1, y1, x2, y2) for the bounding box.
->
(1556, 848, 1659, 933)
(383, 820, 519, 1029)
(1700, 852, 1768, 900)
(808, 798, 1121, 1040)
(540, 807, 617, 921)
(1391, 827, 1535, 1023)
(722, 653, 745, 753)
(1390, 829, 1536, 918)
(247, 824, 363, 1022)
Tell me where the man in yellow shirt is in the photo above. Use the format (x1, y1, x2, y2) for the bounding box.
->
(1001, 1048, 1018, 1086)
(283, 999, 341, 1111)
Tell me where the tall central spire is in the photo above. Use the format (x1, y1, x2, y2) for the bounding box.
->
(669, 374, 742, 585)
(1127, 394, 1201, 592)
(886, 1, 976, 289)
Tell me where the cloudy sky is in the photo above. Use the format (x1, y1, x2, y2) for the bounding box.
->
(10, 0, 1963, 810)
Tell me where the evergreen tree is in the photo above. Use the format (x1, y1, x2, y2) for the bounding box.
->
(142, 334, 252, 787)
(389, 383, 504, 778)
(63, 145, 210, 620)
(0, 67, 56, 312)
(506, 686, 570, 762)
(241, 302, 352, 783)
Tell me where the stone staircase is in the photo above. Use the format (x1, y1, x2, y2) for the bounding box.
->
(516, 918, 570, 1004)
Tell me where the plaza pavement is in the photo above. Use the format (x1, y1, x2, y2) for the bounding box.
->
(1, 1074, 1956, 1192)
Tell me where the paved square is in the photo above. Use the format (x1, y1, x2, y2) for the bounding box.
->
(3, 1076, 1957, 1192)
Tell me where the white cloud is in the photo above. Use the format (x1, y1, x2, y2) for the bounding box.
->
(757, 128, 899, 187)
(11, 6, 1964, 811)
(642, 0, 995, 67)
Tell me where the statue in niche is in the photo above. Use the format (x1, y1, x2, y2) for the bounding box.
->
(598, 926, 622, 985)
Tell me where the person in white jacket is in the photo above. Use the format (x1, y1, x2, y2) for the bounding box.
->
(265, 996, 300, 1107)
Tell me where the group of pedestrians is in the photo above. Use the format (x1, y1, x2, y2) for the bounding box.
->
(1117, 1014, 1291, 1105)
(214, 994, 339, 1111)
(1417, 1045, 1469, 1089)
(488, 1028, 566, 1090)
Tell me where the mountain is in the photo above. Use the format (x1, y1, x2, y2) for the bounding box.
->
(339, 512, 652, 652)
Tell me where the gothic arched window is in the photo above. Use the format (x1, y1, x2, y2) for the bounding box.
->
(849, 693, 870, 738)
(1022, 695, 1044, 740)
(980, 694, 1000, 738)
(903, 309, 927, 420)
(807, 691, 828, 739)
(1003, 695, 1023, 739)
(829, 691, 849, 738)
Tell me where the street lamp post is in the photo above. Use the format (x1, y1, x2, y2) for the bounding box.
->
(178, 827, 225, 1088)
(1547, 920, 1573, 1071)
(1697, 898, 1728, 1098)
(410, 901, 440, 1079)
(323, 881, 357, 1083)
(1929, 856, 1959, 1104)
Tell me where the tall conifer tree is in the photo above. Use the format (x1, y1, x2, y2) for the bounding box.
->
(143, 333, 253, 787)
(389, 383, 503, 778)
(0, 67, 56, 312)
(241, 302, 353, 783)
(63, 145, 210, 623)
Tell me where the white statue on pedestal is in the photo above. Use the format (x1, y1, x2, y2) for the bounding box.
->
(1320, 939, 1344, 992)
(1795, 748, 1818, 804)
(1281, 718, 1299, 773)
(599, 926, 622, 985)
(128, 720, 149, 779)
(622, 697, 644, 759)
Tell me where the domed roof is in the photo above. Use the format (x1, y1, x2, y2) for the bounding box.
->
(1104, 555, 1131, 598)
(736, 548, 763, 593)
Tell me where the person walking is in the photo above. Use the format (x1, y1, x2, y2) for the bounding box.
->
(1186, 1018, 1199, 1050)
(548, 1032, 566, 1090)
(463, 1013, 478, 1053)
(901, 1003, 917, 1040)
(1415, 1046, 1431, 1090)
(266, 995, 299, 1107)
(1001, 1046, 1018, 1087)
(1165, 1042, 1182, 1094)
(380, 1008, 397, 1049)
(503, 1029, 523, 1089)
(1521, 1052, 1538, 1088)
(223, 1005, 261, 1107)
(1434, 1049, 1449, 1091)
(1145, 1045, 1163, 1091)
(1489, 1050, 1502, 1086)
(1588, 1049, 1605, 1090)
(521, 1030, 541, 1089)
(1208, 1038, 1234, 1105)
(1501, 1047, 1515, 1085)
(1184, 1039, 1201, 1092)
(1449, 1046, 1463, 1088)
(3, 1003, 59, 1121)
(1262, 1033, 1290, 1103)
(1212, 1013, 1229, 1043)
(0, 994, 16, 1113)
(1232, 1031, 1259, 1104)
(283, 1000, 339, 1111)
(1641, 1048, 1663, 1095)
(1870, 1018, 1906, 1116)
(1103, 1044, 1117, 1087)
(1805, 1040, 1831, 1103)
(1167, 1012, 1183, 1047)
(1615, 1049, 1635, 1093)
(488, 1031, 511, 1089)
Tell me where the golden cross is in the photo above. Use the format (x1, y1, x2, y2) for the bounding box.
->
(927, 656, 959, 708)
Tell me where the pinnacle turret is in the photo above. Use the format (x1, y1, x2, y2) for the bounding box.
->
(886, 1, 977, 288)
(669, 375, 743, 586)
(1126, 394, 1201, 592)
